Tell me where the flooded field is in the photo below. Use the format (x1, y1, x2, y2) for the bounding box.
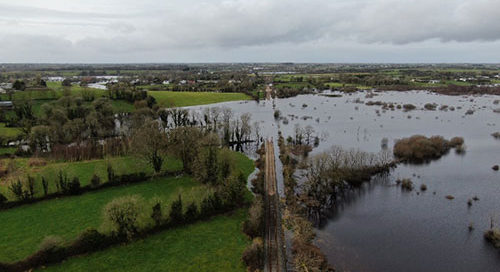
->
(186, 90, 500, 272)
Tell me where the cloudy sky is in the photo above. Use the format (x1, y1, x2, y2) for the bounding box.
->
(1, 0, 499, 63)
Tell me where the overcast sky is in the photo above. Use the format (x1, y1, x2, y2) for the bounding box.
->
(1, 0, 499, 63)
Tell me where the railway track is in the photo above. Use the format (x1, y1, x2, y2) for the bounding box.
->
(264, 140, 284, 272)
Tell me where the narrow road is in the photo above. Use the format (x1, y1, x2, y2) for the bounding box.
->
(264, 140, 285, 272)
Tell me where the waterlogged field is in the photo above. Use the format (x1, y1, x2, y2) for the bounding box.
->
(187, 90, 500, 272)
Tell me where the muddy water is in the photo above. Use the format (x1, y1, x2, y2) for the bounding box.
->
(185, 90, 500, 272)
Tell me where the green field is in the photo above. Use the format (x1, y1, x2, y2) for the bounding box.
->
(39, 209, 250, 272)
(0, 176, 208, 262)
(0, 123, 22, 139)
(148, 91, 250, 107)
(0, 156, 182, 199)
(0, 150, 254, 265)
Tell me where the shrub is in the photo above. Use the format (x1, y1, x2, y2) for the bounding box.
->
(400, 179, 414, 191)
(492, 132, 500, 139)
(241, 237, 264, 272)
(107, 164, 115, 183)
(484, 229, 500, 248)
(41, 176, 49, 196)
(91, 174, 101, 187)
(68, 177, 81, 195)
(9, 180, 25, 200)
(420, 184, 427, 191)
(493, 165, 499, 171)
(73, 228, 108, 252)
(184, 202, 199, 222)
(449, 137, 464, 147)
(242, 197, 264, 238)
(169, 195, 183, 224)
(274, 110, 281, 119)
(151, 202, 163, 226)
(0, 193, 7, 204)
(103, 195, 142, 239)
(402, 104, 416, 111)
(424, 103, 437, 110)
(26, 175, 36, 199)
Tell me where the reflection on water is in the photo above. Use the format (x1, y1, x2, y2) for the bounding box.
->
(185, 90, 500, 272)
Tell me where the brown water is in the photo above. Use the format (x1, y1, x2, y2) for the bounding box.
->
(186, 90, 500, 272)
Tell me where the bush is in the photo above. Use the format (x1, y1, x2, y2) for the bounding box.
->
(169, 195, 183, 224)
(242, 197, 264, 238)
(151, 201, 163, 226)
(9, 180, 25, 200)
(274, 110, 281, 119)
(42, 176, 49, 196)
(0, 193, 7, 204)
(73, 228, 109, 252)
(399, 178, 414, 191)
(449, 137, 464, 147)
(91, 174, 101, 187)
(492, 132, 500, 139)
(107, 164, 115, 183)
(484, 229, 500, 248)
(402, 104, 416, 111)
(103, 195, 142, 239)
(241, 237, 264, 272)
(424, 103, 437, 110)
(184, 202, 199, 223)
(68, 177, 81, 195)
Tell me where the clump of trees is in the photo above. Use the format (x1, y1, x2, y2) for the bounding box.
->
(393, 135, 465, 162)
(300, 146, 393, 221)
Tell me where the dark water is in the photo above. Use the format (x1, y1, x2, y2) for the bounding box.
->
(186, 90, 500, 272)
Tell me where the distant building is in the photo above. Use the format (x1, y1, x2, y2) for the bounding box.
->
(0, 101, 13, 110)
(0, 83, 13, 90)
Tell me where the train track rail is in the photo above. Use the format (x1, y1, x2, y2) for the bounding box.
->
(264, 140, 285, 272)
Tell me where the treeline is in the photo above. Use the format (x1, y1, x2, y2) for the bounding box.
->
(277, 133, 332, 271)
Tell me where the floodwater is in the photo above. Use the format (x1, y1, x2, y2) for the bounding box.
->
(185, 90, 500, 272)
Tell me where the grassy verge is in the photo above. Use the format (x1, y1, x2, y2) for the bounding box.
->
(0, 176, 208, 262)
(38, 209, 250, 272)
(148, 91, 250, 107)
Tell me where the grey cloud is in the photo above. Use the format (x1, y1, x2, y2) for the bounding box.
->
(1, 0, 500, 62)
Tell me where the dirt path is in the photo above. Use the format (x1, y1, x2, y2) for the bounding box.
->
(264, 140, 285, 272)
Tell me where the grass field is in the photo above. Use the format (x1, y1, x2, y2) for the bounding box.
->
(0, 150, 254, 264)
(39, 209, 250, 272)
(0, 176, 208, 262)
(0, 156, 182, 199)
(0, 147, 16, 156)
(0, 123, 22, 139)
(148, 91, 250, 107)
